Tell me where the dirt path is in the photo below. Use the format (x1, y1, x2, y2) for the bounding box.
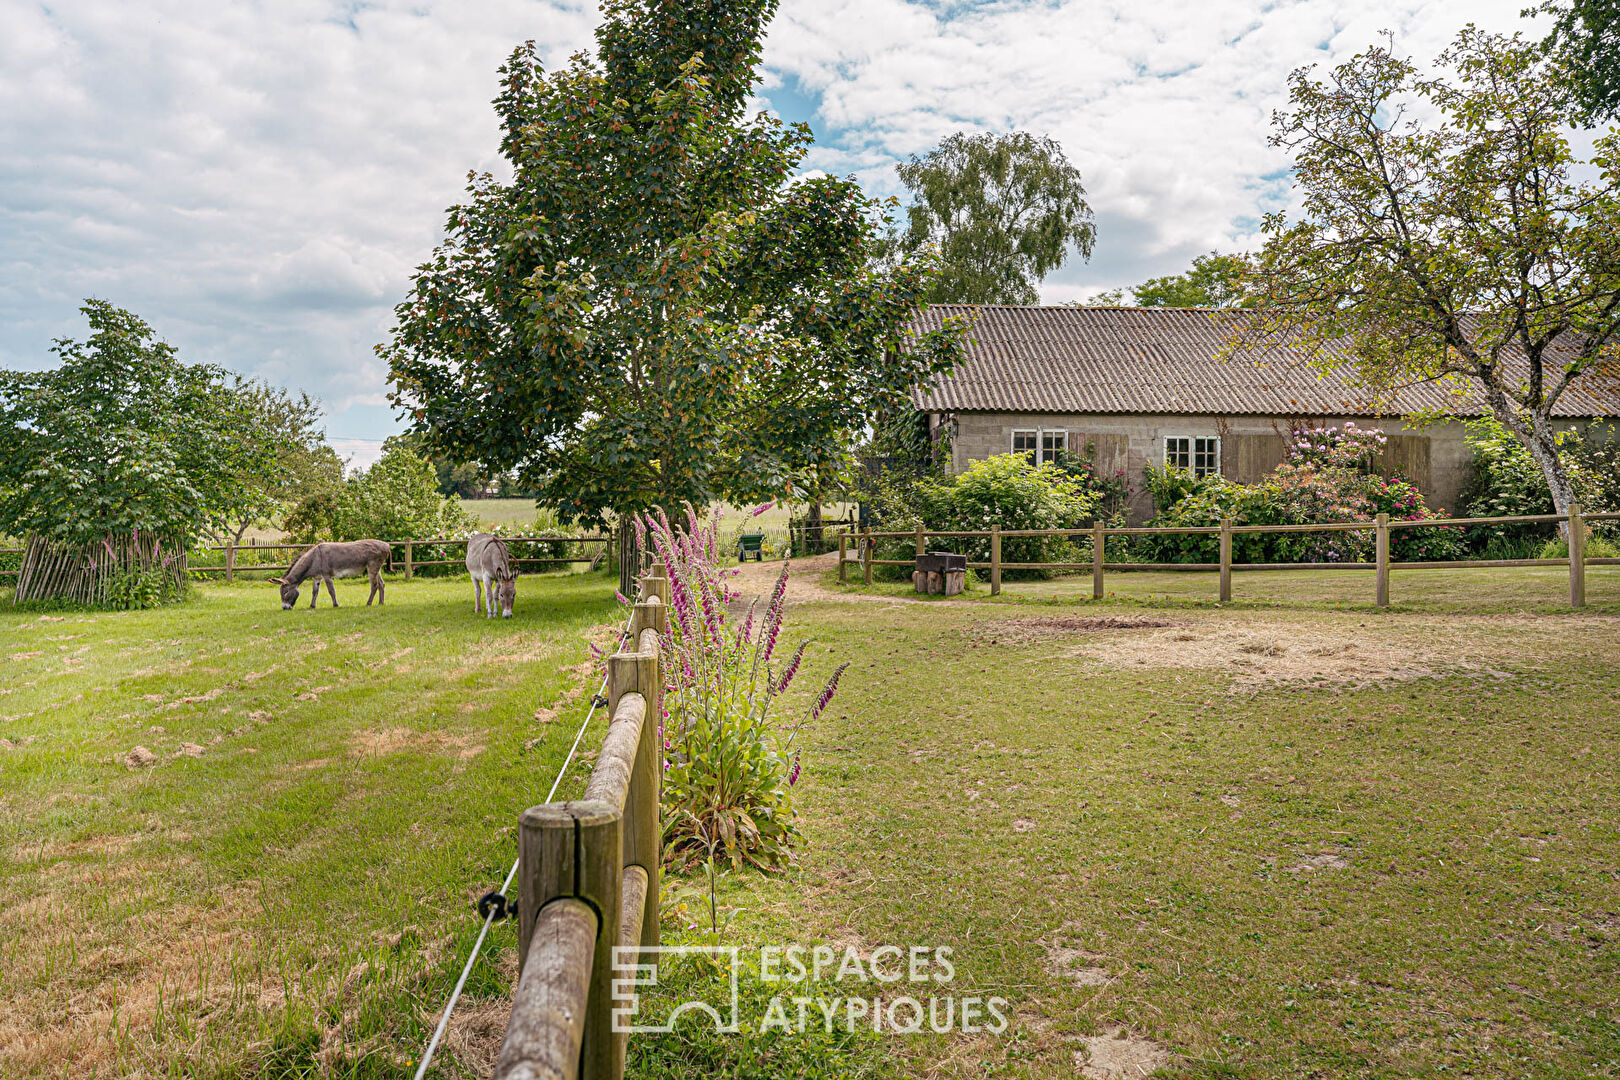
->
(726, 552, 940, 609)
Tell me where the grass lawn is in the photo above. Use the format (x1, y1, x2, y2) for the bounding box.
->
(3, 565, 1617, 1078)
(710, 565, 1620, 1078)
(0, 572, 623, 1078)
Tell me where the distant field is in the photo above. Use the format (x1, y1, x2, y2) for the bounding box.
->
(459, 498, 544, 528)
(457, 499, 857, 537)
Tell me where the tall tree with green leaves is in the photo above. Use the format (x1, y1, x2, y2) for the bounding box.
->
(1237, 28, 1620, 519)
(1534, 0, 1620, 122)
(383, 0, 961, 587)
(896, 131, 1095, 305)
(0, 301, 273, 602)
(1132, 252, 1253, 308)
(219, 379, 343, 544)
(1081, 252, 1253, 308)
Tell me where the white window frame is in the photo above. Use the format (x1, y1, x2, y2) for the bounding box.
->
(1040, 430, 1068, 464)
(1164, 435, 1221, 477)
(1011, 428, 1068, 465)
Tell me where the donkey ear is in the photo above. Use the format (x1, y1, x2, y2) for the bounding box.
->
(268, 577, 285, 584)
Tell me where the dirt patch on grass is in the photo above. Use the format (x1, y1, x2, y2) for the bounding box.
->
(1074, 1025, 1171, 1079)
(1061, 618, 1512, 690)
(1041, 922, 1116, 988)
(348, 727, 482, 759)
(1044, 946, 1113, 987)
(968, 615, 1180, 644)
(0, 880, 260, 1075)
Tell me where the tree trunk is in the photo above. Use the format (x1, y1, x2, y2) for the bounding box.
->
(1491, 398, 1578, 535)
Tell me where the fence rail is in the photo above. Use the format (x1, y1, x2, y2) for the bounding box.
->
(838, 506, 1620, 609)
(493, 563, 670, 1080)
(185, 534, 613, 581)
(0, 546, 20, 578)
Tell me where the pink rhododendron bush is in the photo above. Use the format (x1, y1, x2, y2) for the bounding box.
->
(637, 507, 846, 872)
(1141, 423, 1466, 563)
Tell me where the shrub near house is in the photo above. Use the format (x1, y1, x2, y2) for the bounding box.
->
(868, 453, 1108, 577)
(1140, 423, 1467, 563)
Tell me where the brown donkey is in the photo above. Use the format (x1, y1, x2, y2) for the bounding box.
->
(269, 540, 392, 609)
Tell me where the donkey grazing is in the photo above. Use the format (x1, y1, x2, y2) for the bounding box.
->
(466, 533, 516, 618)
(269, 540, 392, 610)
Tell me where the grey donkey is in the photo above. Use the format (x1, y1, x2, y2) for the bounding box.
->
(269, 540, 392, 610)
(466, 533, 516, 618)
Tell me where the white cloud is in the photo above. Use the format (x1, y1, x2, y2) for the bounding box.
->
(1, 0, 600, 431)
(1, 0, 1550, 443)
(762, 0, 1539, 298)
(330, 437, 385, 473)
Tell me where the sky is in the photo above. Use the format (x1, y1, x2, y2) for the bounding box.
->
(1, 0, 1535, 469)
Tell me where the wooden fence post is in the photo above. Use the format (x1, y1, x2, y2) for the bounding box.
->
(403, 541, 413, 581)
(1218, 519, 1232, 602)
(1375, 513, 1390, 608)
(990, 524, 1002, 596)
(225, 541, 236, 584)
(1569, 502, 1586, 610)
(517, 799, 621, 1080)
(615, 599, 663, 956)
(1092, 520, 1104, 600)
(915, 523, 926, 562)
(494, 898, 596, 1080)
(838, 531, 849, 584)
(862, 531, 874, 586)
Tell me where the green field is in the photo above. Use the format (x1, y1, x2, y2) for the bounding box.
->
(2, 567, 1617, 1078)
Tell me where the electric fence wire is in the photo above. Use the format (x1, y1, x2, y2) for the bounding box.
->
(412, 619, 631, 1080)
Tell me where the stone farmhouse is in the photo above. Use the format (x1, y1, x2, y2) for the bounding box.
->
(912, 304, 1620, 521)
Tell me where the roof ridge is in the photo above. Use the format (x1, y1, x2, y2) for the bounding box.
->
(926, 303, 1234, 313)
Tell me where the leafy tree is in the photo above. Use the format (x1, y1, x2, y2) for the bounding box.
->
(1238, 29, 1620, 520)
(383, 0, 961, 589)
(1080, 252, 1253, 308)
(1132, 252, 1252, 307)
(331, 439, 474, 541)
(1534, 0, 1620, 122)
(896, 131, 1095, 304)
(219, 379, 343, 544)
(0, 300, 270, 548)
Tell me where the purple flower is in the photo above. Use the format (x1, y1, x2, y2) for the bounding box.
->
(810, 662, 849, 721)
(760, 562, 789, 661)
(752, 500, 775, 518)
(771, 639, 808, 696)
(788, 749, 801, 786)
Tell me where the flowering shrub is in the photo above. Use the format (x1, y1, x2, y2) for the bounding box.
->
(1288, 422, 1386, 470)
(1051, 444, 1133, 517)
(1366, 476, 1467, 561)
(642, 507, 845, 872)
(1139, 424, 1462, 563)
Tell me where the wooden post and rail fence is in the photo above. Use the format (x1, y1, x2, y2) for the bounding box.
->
(492, 562, 671, 1080)
(182, 534, 613, 581)
(837, 506, 1620, 610)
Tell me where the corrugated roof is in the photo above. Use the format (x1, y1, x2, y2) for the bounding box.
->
(910, 304, 1620, 418)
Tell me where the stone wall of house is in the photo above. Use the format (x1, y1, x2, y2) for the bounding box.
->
(940, 411, 1594, 522)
